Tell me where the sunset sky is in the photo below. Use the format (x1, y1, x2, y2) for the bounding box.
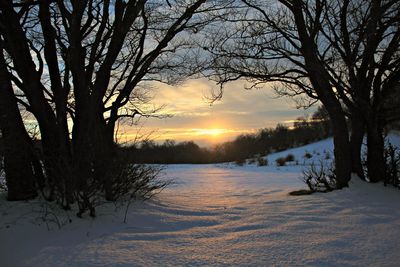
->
(121, 78, 314, 147)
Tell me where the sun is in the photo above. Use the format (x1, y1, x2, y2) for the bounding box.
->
(201, 129, 225, 136)
(196, 128, 226, 137)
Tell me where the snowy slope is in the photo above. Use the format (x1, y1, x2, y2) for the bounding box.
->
(0, 134, 400, 266)
(260, 132, 400, 167)
(265, 138, 334, 166)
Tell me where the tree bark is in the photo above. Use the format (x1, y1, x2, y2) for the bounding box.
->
(287, 0, 352, 188)
(0, 47, 37, 200)
(326, 107, 352, 188)
(94, 112, 116, 201)
(350, 110, 366, 180)
(366, 114, 385, 182)
(71, 104, 116, 200)
(0, 0, 65, 190)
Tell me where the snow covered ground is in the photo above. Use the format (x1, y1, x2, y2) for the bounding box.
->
(1, 135, 400, 266)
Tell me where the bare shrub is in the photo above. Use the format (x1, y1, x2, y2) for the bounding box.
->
(74, 177, 102, 218)
(276, 157, 286, 166)
(33, 196, 73, 230)
(257, 156, 268, 166)
(112, 164, 170, 223)
(285, 154, 295, 162)
(80, 163, 168, 218)
(112, 164, 168, 202)
(361, 142, 400, 187)
(37, 152, 169, 219)
(235, 158, 246, 166)
(0, 180, 6, 192)
(325, 152, 331, 160)
(304, 152, 313, 159)
(301, 161, 337, 192)
(384, 143, 400, 188)
(247, 158, 256, 164)
(0, 156, 6, 192)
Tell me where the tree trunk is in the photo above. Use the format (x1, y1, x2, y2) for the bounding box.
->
(0, 1, 69, 200)
(0, 47, 37, 200)
(71, 115, 93, 194)
(329, 111, 352, 188)
(288, 3, 352, 188)
(350, 111, 366, 180)
(366, 115, 385, 182)
(94, 115, 116, 201)
(72, 103, 116, 200)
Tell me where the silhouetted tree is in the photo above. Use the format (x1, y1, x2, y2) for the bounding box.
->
(205, 0, 351, 187)
(315, 0, 400, 182)
(0, 44, 38, 200)
(204, 0, 400, 184)
(0, 0, 222, 205)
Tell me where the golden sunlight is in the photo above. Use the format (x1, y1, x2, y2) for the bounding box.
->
(193, 128, 227, 137)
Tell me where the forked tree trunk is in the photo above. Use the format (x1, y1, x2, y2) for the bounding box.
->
(72, 104, 117, 201)
(306, 77, 352, 187)
(0, 1, 69, 201)
(0, 47, 37, 200)
(288, 2, 352, 188)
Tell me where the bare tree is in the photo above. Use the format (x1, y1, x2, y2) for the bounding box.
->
(0, 0, 225, 204)
(0, 43, 38, 200)
(204, 0, 400, 184)
(204, 0, 352, 187)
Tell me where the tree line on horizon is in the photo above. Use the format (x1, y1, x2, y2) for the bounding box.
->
(121, 106, 332, 164)
(0, 0, 399, 216)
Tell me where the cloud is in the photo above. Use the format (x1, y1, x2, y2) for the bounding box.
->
(123, 78, 315, 146)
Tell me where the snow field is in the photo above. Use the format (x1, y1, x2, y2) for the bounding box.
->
(0, 134, 400, 266)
